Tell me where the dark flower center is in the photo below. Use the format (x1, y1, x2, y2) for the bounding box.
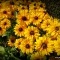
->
(10, 36, 16, 43)
(46, 23, 50, 26)
(34, 3, 36, 6)
(34, 16, 38, 20)
(4, 22, 7, 25)
(11, 37, 15, 43)
(30, 31, 35, 35)
(26, 44, 30, 49)
(41, 43, 47, 49)
(22, 7, 25, 10)
(22, 16, 27, 21)
(11, 39, 15, 43)
(40, 4, 43, 7)
(10, 1, 14, 5)
(19, 28, 23, 32)
(3, 11, 7, 14)
(55, 26, 59, 31)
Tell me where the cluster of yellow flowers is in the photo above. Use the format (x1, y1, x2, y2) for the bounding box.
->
(0, 0, 60, 60)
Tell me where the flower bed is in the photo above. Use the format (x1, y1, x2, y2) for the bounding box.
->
(0, 0, 60, 60)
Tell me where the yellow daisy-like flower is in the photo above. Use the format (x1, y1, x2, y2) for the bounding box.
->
(29, 3, 46, 19)
(43, 13, 52, 20)
(0, 25, 6, 36)
(30, 11, 45, 25)
(30, 52, 43, 60)
(0, 18, 11, 29)
(49, 34, 60, 42)
(14, 38, 23, 49)
(53, 39, 60, 55)
(46, 35, 59, 50)
(18, 5, 28, 14)
(41, 18, 53, 30)
(8, 35, 16, 47)
(47, 18, 60, 36)
(24, 26, 40, 40)
(35, 36, 53, 56)
(0, 1, 9, 8)
(16, 12, 32, 25)
(20, 38, 34, 54)
(29, 2, 38, 12)
(0, 7, 11, 18)
(4, 0, 19, 11)
(39, 2, 46, 8)
(36, 2, 46, 12)
(29, 2, 46, 12)
(14, 24, 27, 37)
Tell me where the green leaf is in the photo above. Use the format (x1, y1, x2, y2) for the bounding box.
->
(0, 46, 5, 55)
(27, 54, 31, 60)
(20, 51, 25, 57)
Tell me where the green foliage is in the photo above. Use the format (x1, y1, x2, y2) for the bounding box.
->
(0, 46, 5, 55)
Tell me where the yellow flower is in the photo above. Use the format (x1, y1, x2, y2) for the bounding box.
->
(35, 36, 53, 56)
(45, 35, 60, 51)
(29, 2, 46, 12)
(0, 25, 6, 36)
(39, 2, 46, 8)
(4, 0, 19, 11)
(29, 2, 38, 12)
(43, 13, 52, 20)
(30, 11, 45, 25)
(37, 2, 46, 12)
(29, 2, 46, 23)
(49, 34, 60, 41)
(0, 0, 19, 19)
(0, 7, 11, 18)
(14, 38, 23, 49)
(30, 52, 43, 60)
(18, 5, 28, 14)
(0, 1, 9, 8)
(47, 18, 60, 36)
(24, 26, 40, 40)
(20, 38, 34, 54)
(8, 35, 16, 47)
(14, 24, 27, 37)
(53, 39, 60, 55)
(16, 12, 32, 25)
(0, 18, 11, 29)
(41, 18, 53, 30)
